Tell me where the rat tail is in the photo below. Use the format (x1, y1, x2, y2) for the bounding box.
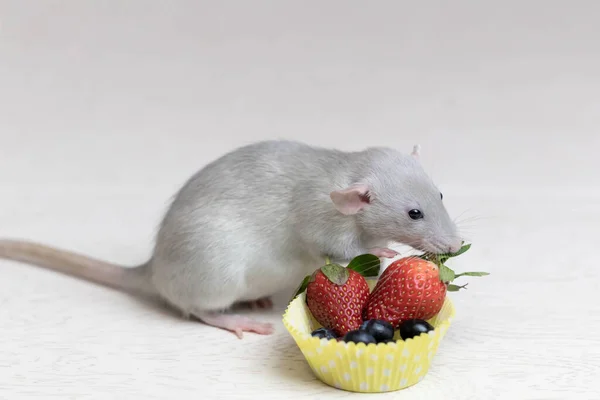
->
(0, 239, 156, 296)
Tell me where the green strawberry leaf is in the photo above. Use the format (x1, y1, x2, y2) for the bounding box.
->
(438, 264, 456, 283)
(416, 243, 488, 291)
(435, 242, 471, 262)
(449, 243, 471, 257)
(454, 271, 490, 278)
(292, 275, 311, 299)
(420, 243, 470, 265)
(346, 254, 381, 277)
(437, 255, 451, 264)
(447, 283, 468, 292)
(321, 263, 350, 285)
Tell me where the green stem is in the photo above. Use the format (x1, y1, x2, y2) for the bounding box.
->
(325, 256, 331, 265)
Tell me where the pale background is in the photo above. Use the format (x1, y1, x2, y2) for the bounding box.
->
(1, 1, 599, 399)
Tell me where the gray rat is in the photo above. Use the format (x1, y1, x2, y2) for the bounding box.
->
(0, 140, 462, 338)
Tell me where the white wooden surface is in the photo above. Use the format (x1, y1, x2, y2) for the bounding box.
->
(1, 1, 599, 399)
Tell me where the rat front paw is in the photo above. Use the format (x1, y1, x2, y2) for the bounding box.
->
(368, 247, 399, 258)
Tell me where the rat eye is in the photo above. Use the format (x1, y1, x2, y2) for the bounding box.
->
(408, 209, 423, 220)
(440, 192, 443, 200)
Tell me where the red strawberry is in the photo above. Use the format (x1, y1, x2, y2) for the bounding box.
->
(363, 257, 447, 327)
(305, 262, 370, 337)
(363, 243, 489, 327)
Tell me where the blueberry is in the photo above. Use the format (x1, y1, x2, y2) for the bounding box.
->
(311, 327, 337, 340)
(399, 319, 434, 340)
(359, 319, 395, 343)
(342, 330, 377, 344)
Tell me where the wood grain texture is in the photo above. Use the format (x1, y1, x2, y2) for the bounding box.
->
(1, 1, 600, 398)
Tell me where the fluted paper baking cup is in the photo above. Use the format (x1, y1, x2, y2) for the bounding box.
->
(282, 278, 455, 393)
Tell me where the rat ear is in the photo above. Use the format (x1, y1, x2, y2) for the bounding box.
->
(330, 183, 372, 215)
(411, 144, 421, 159)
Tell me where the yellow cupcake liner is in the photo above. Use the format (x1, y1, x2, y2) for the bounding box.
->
(282, 278, 455, 393)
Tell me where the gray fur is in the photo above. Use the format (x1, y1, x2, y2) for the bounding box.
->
(0, 140, 461, 330)
(149, 140, 460, 314)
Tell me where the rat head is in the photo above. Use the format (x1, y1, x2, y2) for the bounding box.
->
(330, 145, 462, 254)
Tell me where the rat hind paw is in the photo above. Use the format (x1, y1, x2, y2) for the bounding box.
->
(194, 311, 275, 339)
